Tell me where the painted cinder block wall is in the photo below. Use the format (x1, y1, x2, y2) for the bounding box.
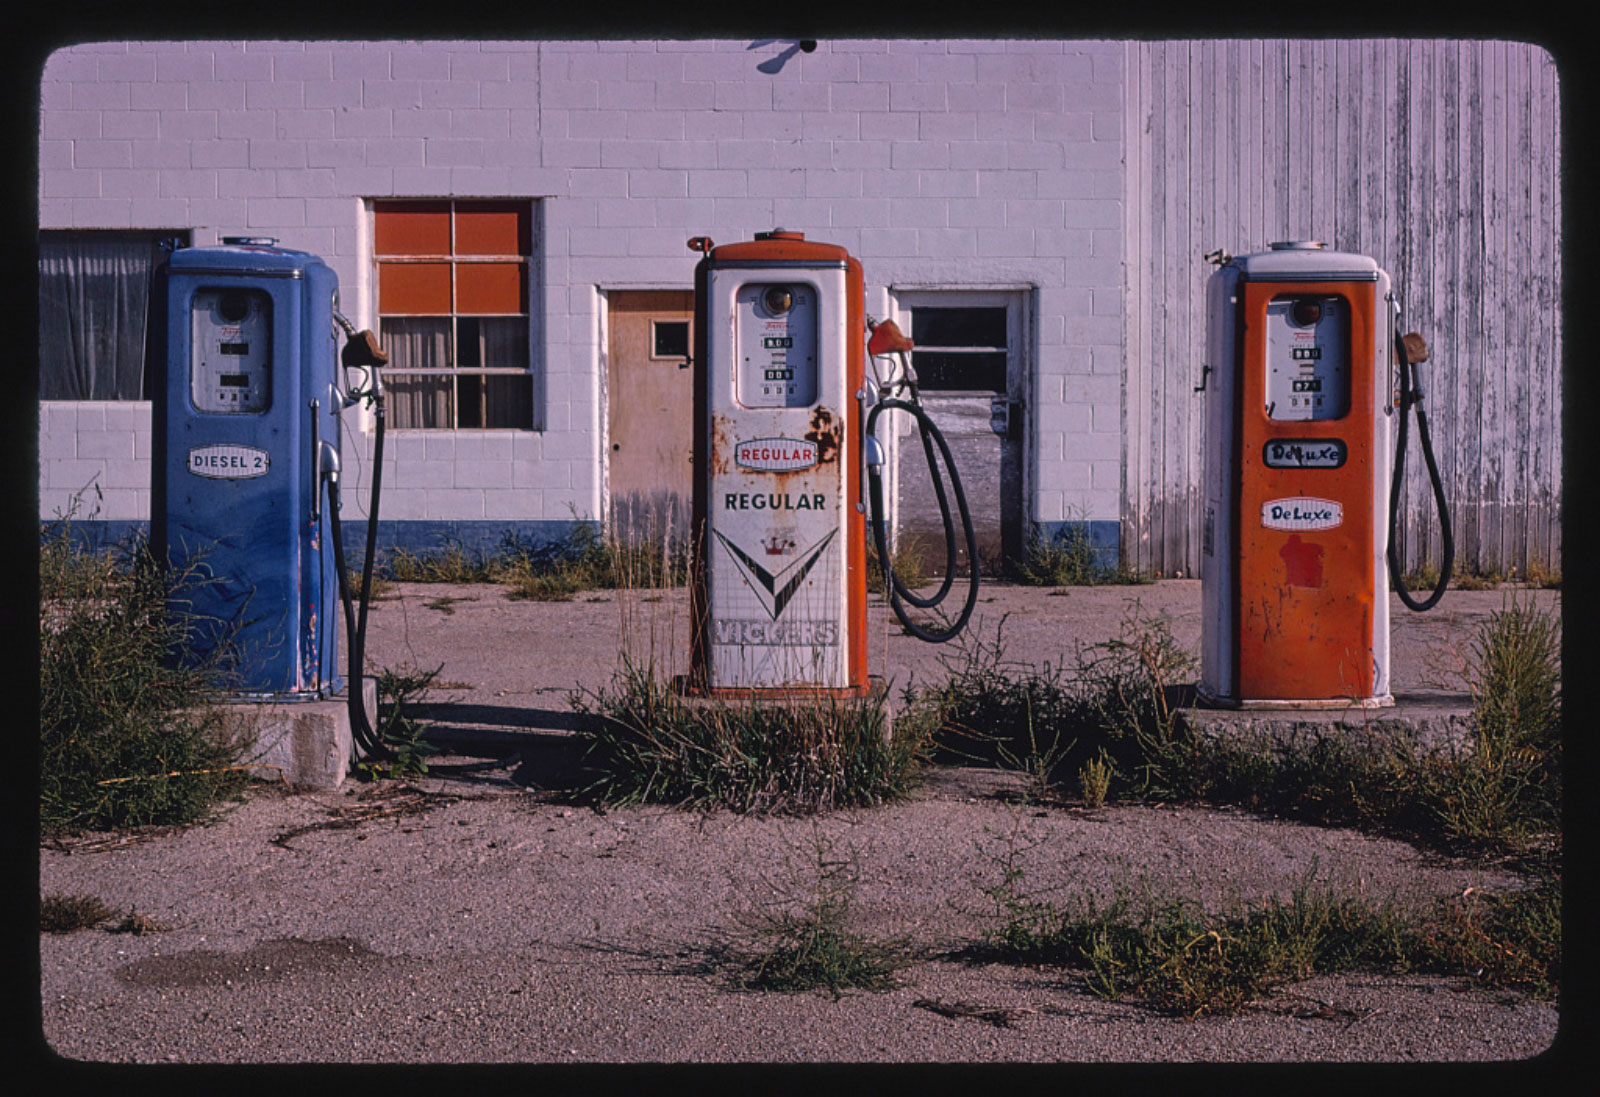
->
(37, 38, 1127, 561)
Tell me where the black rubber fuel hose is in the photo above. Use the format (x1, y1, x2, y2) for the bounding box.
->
(328, 397, 390, 760)
(865, 397, 980, 643)
(1386, 332, 1453, 612)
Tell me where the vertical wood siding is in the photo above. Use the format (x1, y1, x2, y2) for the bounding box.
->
(1123, 39, 1561, 579)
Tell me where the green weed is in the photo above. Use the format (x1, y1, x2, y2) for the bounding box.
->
(39, 512, 252, 834)
(570, 659, 927, 814)
(39, 893, 119, 933)
(353, 664, 442, 781)
(978, 861, 1558, 1017)
(1010, 523, 1150, 587)
(1434, 594, 1561, 844)
(387, 539, 502, 584)
(718, 828, 912, 998)
(505, 522, 687, 601)
(1078, 750, 1113, 808)
(921, 599, 1561, 856)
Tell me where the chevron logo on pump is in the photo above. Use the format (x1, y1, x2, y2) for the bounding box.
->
(713, 528, 836, 621)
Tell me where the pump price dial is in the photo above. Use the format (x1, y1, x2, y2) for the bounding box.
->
(191, 288, 273, 414)
(736, 283, 818, 407)
(1265, 296, 1349, 421)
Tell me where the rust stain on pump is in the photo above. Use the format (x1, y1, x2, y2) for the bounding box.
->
(804, 406, 841, 464)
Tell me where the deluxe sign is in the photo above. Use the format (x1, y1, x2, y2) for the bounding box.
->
(735, 437, 818, 471)
(1261, 497, 1343, 531)
(187, 444, 270, 479)
(1263, 438, 1347, 469)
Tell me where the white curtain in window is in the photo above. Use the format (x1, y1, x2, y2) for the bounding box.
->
(38, 234, 159, 399)
(382, 317, 452, 428)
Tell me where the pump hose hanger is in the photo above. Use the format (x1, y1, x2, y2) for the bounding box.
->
(1386, 328, 1453, 612)
(864, 319, 980, 643)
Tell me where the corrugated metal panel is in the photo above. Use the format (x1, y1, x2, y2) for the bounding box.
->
(1123, 39, 1561, 579)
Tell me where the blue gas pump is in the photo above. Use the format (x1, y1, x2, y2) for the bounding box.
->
(152, 237, 346, 700)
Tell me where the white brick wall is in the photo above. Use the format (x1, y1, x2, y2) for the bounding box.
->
(38, 402, 153, 520)
(39, 38, 1127, 532)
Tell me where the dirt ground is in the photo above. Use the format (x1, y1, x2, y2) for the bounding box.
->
(38, 579, 1567, 1065)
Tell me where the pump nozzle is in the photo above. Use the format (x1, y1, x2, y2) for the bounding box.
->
(342, 329, 389, 370)
(866, 318, 914, 356)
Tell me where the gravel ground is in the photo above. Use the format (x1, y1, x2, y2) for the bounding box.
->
(38, 580, 1566, 1064)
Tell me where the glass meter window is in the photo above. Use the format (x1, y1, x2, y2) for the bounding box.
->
(1264, 295, 1350, 420)
(190, 287, 272, 414)
(736, 282, 817, 407)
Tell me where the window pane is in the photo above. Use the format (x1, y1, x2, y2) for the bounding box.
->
(653, 320, 689, 358)
(911, 307, 1008, 349)
(476, 316, 529, 369)
(374, 201, 451, 255)
(379, 316, 451, 369)
(39, 231, 172, 400)
(454, 202, 530, 256)
(379, 262, 452, 314)
(483, 374, 533, 429)
(456, 262, 525, 315)
(910, 350, 1007, 392)
(387, 372, 454, 429)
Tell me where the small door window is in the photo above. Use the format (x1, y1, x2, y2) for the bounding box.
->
(651, 320, 690, 360)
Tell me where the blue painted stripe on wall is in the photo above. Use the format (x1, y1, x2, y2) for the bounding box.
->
(43, 519, 585, 568)
(347, 520, 584, 565)
(1032, 520, 1121, 570)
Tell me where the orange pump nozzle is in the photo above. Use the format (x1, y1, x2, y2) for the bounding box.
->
(867, 318, 914, 357)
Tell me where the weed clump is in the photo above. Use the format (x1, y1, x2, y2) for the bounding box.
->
(980, 863, 1558, 1016)
(1446, 594, 1562, 843)
(39, 517, 251, 834)
(570, 660, 927, 814)
(39, 893, 120, 934)
(1010, 523, 1150, 587)
(382, 523, 688, 600)
(718, 829, 912, 999)
(915, 607, 1197, 804)
(352, 664, 442, 781)
(921, 597, 1562, 856)
(506, 522, 687, 601)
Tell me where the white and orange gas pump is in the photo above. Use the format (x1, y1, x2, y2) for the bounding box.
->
(1199, 241, 1451, 708)
(686, 231, 870, 697)
(684, 230, 979, 697)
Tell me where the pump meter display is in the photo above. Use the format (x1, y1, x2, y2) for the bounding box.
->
(190, 287, 273, 413)
(1264, 295, 1348, 421)
(736, 282, 818, 407)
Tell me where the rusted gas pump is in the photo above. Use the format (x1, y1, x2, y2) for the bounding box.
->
(1199, 241, 1451, 708)
(684, 230, 979, 697)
